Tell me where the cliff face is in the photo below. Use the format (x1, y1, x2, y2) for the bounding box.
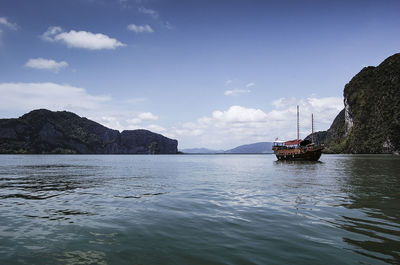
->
(341, 53, 400, 153)
(0, 109, 178, 154)
(314, 53, 400, 153)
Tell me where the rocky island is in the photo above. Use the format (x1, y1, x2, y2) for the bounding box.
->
(0, 109, 178, 154)
(306, 53, 400, 154)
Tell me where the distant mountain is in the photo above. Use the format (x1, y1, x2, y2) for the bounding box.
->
(180, 148, 224, 154)
(225, 142, 273, 154)
(0, 109, 178, 154)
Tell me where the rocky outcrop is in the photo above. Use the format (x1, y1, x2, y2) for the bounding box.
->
(119, 130, 178, 154)
(0, 109, 178, 154)
(304, 131, 327, 146)
(307, 53, 400, 153)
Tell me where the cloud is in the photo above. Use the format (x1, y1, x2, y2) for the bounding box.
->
(127, 24, 154, 33)
(125, 112, 158, 126)
(126, 117, 142, 125)
(0, 17, 17, 30)
(138, 7, 159, 19)
(96, 112, 161, 132)
(224, 89, 251, 96)
(24, 58, 68, 73)
(144, 124, 166, 133)
(170, 96, 343, 149)
(213, 106, 267, 123)
(42, 26, 125, 50)
(224, 80, 254, 96)
(0, 82, 110, 112)
(138, 112, 158, 120)
(41, 26, 62, 41)
(0, 17, 17, 44)
(98, 116, 124, 131)
(136, 7, 173, 30)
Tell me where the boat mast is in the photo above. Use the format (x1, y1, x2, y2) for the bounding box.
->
(297, 105, 299, 147)
(312, 113, 314, 144)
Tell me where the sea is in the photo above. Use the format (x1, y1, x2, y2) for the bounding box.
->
(0, 154, 399, 265)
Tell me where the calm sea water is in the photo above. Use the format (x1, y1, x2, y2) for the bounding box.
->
(0, 154, 399, 265)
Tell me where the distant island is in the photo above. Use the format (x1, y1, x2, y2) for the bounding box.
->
(0, 109, 178, 154)
(181, 142, 273, 154)
(305, 53, 400, 154)
(225, 142, 273, 154)
(180, 148, 225, 154)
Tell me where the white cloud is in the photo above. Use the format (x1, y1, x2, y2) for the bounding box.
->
(0, 17, 17, 44)
(42, 26, 125, 50)
(138, 7, 159, 19)
(271, 97, 297, 109)
(144, 124, 166, 133)
(126, 117, 142, 125)
(24, 58, 68, 73)
(170, 96, 343, 149)
(138, 112, 158, 120)
(213, 106, 267, 123)
(0, 82, 110, 112)
(224, 80, 254, 96)
(127, 24, 154, 33)
(0, 17, 17, 30)
(125, 112, 158, 126)
(41, 26, 62, 41)
(137, 7, 173, 30)
(224, 89, 251, 96)
(98, 116, 124, 131)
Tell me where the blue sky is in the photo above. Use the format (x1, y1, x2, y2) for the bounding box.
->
(1, 0, 399, 149)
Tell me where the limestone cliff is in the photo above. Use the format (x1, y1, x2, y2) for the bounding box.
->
(307, 53, 400, 153)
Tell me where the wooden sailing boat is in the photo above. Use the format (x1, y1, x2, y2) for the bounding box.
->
(272, 106, 324, 161)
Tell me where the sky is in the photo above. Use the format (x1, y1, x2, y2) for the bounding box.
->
(0, 0, 399, 149)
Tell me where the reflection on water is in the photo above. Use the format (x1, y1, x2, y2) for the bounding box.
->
(57, 250, 108, 265)
(0, 154, 399, 265)
(338, 156, 400, 263)
(0, 163, 105, 222)
(0, 164, 102, 194)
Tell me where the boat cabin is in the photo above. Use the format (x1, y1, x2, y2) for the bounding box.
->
(273, 139, 312, 150)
